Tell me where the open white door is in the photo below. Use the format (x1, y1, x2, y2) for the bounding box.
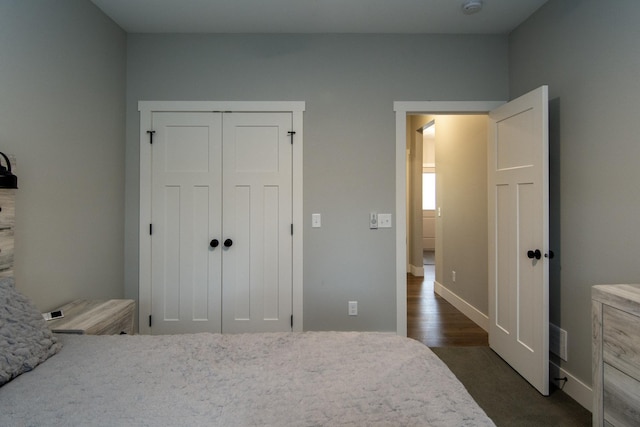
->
(488, 86, 549, 395)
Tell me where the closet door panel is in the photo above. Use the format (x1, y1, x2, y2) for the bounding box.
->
(222, 112, 293, 333)
(150, 112, 223, 334)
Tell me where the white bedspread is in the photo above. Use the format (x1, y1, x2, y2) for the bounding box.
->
(0, 331, 494, 426)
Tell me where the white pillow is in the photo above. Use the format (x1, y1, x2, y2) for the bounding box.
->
(0, 277, 62, 386)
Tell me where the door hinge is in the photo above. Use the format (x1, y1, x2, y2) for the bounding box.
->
(149, 224, 153, 235)
(148, 315, 152, 327)
(146, 130, 155, 144)
(288, 131, 296, 144)
(291, 315, 293, 328)
(291, 224, 294, 235)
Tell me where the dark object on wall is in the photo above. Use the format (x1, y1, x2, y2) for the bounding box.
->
(0, 152, 17, 189)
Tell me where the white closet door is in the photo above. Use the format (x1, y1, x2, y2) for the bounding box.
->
(222, 112, 293, 333)
(150, 112, 223, 334)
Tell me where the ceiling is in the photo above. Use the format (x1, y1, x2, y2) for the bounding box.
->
(90, 0, 548, 34)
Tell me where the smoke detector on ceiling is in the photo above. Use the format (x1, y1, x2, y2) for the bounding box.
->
(461, 0, 483, 15)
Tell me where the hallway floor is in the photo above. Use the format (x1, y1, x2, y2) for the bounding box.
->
(407, 265, 488, 347)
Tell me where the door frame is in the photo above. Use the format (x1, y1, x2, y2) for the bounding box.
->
(394, 101, 504, 336)
(138, 101, 305, 334)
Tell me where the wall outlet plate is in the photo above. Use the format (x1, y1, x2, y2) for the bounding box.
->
(378, 213, 392, 228)
(348, 301, 358, 316)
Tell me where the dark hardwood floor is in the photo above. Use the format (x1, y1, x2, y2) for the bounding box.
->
(407, 264, 488, 347)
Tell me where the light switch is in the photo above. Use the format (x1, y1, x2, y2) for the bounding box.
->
(312, 213, 321, 228)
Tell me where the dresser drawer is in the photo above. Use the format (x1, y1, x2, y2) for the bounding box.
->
(603, 304, 640, 381)
(604, 363, 640, 426)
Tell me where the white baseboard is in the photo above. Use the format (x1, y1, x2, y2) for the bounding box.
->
(433, 281, 488, 331)
(409, 264, 424, 277)
(549, 361, 592, 412)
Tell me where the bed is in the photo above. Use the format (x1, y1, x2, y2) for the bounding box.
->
(1, 278, 495, 426)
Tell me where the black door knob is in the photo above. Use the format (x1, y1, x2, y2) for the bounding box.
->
(224, 239, 233, 248)
(210, 239, 219, 248)
(527, 249, 542, 260)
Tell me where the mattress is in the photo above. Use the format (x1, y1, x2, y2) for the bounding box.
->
(0, 331, 494, 426)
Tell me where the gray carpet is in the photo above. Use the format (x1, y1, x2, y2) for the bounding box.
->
(431, 346, 592, 427)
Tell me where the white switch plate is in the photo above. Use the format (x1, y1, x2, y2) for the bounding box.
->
(378, 213, 392, 228)
(369, 212, 378, 229)
(312, 213, 321, 228)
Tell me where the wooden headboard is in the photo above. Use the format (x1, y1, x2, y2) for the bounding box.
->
(0, 154, 16, 277)
(0, 189, 15, 277)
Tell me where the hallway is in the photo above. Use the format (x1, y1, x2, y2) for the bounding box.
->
(407, 264, 488, 347)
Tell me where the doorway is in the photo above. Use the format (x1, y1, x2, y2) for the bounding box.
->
(396, 88, 551, 396)
(406, 119, 436, 278)
(421, 121, 436, 269)
(404, 112, 492, 335)
(394, 101, 503, 336)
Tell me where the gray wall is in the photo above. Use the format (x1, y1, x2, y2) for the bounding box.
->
(0, 0, 126, 310)
(510, 0, 640, 385)
(124, 34, 509, 330)
(435, 115, 488, 313)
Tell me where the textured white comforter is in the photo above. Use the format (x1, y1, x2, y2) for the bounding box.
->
(0, 331, 494, 426)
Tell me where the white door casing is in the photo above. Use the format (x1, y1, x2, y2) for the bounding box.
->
(488, 86, 550, 395)
(394, 101, 505, 336)
(139, 101, 305, 335)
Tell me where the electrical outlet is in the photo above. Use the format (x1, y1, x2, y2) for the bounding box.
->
(348, 301, 358, 316)
(452, 270, 456, 282)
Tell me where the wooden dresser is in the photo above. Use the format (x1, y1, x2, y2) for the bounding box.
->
(48, 299, 135, 335)
(592, 284, 640, 426)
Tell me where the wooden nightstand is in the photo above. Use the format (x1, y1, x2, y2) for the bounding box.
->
(47, 299, 135, 335)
